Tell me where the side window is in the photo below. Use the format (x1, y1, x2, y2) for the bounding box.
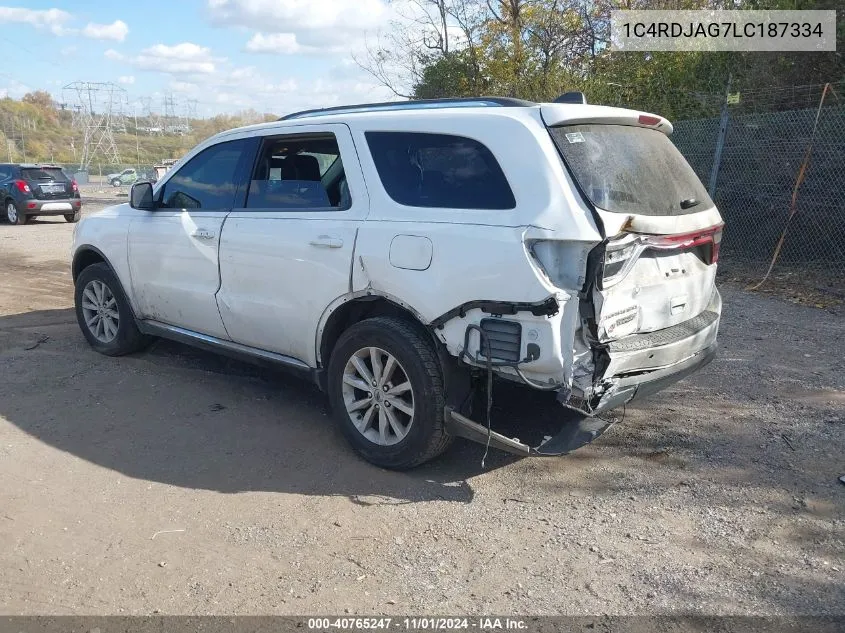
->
(246, 134, 347, 210)
(365, 131, 515, 210)
(160, 139, 247, 209)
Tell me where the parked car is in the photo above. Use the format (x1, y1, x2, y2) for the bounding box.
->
(0, 163, 83, 225)
(105, 168, 138, 187)
(70, 96, 723, 468)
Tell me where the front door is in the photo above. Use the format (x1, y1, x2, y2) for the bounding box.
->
(128, 137, 254, 339)
(216, 124, 368, 365)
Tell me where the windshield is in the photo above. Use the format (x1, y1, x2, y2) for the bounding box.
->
(21, 167, 69, 182)
(549, 124, 713, 216)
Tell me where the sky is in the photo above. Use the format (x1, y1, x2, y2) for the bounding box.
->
(0, 0, 401, 117)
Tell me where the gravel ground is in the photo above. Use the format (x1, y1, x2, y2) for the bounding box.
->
(0, 201, 843, 616)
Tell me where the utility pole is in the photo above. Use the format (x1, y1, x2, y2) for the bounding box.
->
(708, 72, 732, 199)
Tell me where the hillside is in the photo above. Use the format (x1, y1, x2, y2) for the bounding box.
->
(0, 91, 277, 170)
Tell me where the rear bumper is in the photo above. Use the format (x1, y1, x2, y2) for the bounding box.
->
(23, 198, 82, 215)
(589, 342, 717, 414)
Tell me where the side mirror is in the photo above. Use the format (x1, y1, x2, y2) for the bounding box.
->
(130, 181, 155, 210)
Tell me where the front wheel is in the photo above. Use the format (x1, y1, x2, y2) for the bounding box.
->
(5, 200, 27, 225)
(327, 316, 451, 469)
(111, 179, 121, 187)
(74, 263, 150, 356)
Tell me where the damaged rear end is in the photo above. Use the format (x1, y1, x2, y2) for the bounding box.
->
(542, 108, 723, 416)
(442, 104, 724, 456)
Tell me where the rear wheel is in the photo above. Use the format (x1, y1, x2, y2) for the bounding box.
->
(5, 200, 27, 225)
(74, 263, 150, 356)
(64, 211, 81, 223)
(327, 317, 451, 469)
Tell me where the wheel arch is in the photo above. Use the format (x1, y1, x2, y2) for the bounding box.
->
(72, 245, 115, 282)
(72, 245, 142, 322)
(316, 291, 470, 405)
(317, 292, 434, 370)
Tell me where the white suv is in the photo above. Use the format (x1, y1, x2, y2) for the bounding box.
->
(71, 96, 723, 469)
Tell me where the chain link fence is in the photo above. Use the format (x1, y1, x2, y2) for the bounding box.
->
(672, 82, 845, 291)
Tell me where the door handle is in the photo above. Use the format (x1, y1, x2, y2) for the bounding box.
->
(309, 235, 344, 249)
(191, 228, 216, 240)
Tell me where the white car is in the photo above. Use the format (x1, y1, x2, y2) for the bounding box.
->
(71, 96, 723, 469)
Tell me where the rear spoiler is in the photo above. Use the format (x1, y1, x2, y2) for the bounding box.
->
(540, 104, 673, 135)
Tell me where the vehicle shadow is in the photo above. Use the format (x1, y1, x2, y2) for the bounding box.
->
(0, 308, 587, 504)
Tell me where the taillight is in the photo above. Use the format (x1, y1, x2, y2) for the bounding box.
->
(711, 227, 723, 264)
(638, 223, 724, 265)
(71, 180, 79, 192)
(600, 224, 724, 288)
(602, 238, 638, 283)
(14, 180, 30, 194)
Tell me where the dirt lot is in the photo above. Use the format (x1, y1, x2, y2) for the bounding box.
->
(0, 201, 843, 616)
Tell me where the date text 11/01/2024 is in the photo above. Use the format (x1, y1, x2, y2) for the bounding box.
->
(307, 618, 528, 630)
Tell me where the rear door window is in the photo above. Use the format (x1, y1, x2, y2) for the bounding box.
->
(549, 124, 712, 216)
(365, 131, 515, 210)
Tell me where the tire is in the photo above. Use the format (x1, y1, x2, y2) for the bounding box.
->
(64, 212, 81, 223)
(327, 316, 452, 469)
(111, 179, 121, 187)
(74, 262, 150, 356)
(5, 200, 27, 225)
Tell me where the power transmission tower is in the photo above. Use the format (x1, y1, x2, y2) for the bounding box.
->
(138, 96, 163, 134)
(181, 99, 198, 133)
(162, 92, 178, 134)
(63, 81, 128, 169)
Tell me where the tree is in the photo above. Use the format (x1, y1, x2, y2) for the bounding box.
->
(22, 90, 54, 111)
(356, 0, 488, 98)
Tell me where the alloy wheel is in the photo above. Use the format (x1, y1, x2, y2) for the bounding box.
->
(80, 280, 120, 343)
(341, 347, 415, 446)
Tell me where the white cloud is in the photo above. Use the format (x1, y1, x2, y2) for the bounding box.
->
(244, 32, 346, 55)
(83, 19, 129, 42)
(134, 42, 222, 74)
(118, 75, 135, 85)
(208, 0, 387, 55)
(0, 6, 72, 34)
(169, 80, 200, 94)
(196, 63, 393, 115)
(245, 33, 301, 55)
(107, 42, 224, 75)
(207, 0, 387, 32)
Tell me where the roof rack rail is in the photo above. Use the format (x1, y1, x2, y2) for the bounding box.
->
(279, 97, 536, 121)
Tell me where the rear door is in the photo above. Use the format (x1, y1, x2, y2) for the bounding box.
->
(546, 119, 723, 344)
(216, 123, 368, 366)
(128, 137, 254, 338)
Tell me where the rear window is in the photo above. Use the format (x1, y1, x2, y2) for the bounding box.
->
(21, 167, 69, 182)
(365, 132, 515, 210)
(549, 124, 713, 216)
